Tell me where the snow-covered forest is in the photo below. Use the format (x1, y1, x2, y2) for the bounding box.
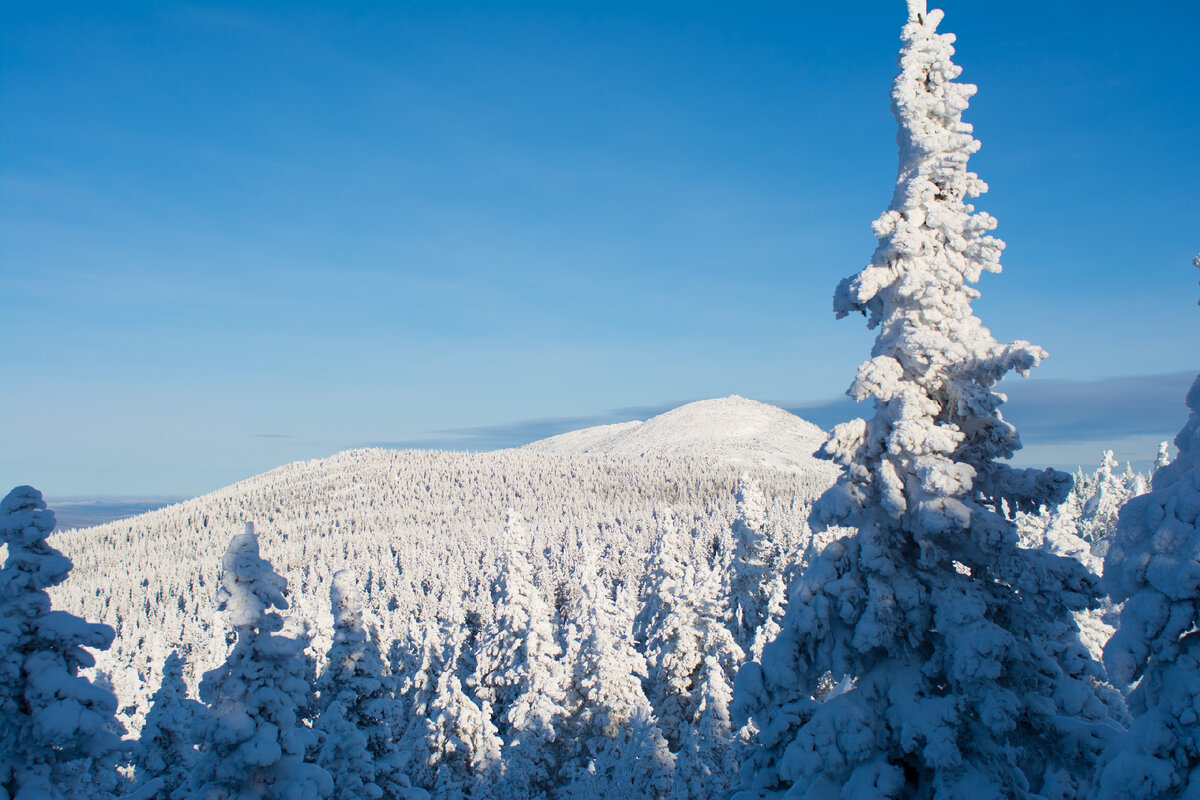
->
(3, 2, 1197, 799)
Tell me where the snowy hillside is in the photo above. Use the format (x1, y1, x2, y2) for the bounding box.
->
(526, 395, 836, 477)
(43, 396, 840, 798)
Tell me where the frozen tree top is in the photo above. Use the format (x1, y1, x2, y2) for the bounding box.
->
(2, 485, 71, 593)
(215, 521, 289, 630)
(819, 1, 1068, 545)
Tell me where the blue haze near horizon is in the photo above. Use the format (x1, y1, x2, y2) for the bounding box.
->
(2, 1, 1197, 497)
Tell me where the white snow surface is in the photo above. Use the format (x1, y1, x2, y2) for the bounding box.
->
(525, 395, 836, 478)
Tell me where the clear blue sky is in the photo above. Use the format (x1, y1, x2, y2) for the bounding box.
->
(2, 1, 1197, 497)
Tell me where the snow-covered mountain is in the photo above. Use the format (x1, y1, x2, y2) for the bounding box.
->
(527, 395, 835, 477)
(48, 397, 838, 772)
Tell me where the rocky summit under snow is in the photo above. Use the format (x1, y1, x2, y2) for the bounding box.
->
(525, 395, 836, 478)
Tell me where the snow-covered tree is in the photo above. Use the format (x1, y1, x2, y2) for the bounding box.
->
(422, 654, 502, 799)
(472, 510, 570, 799)
(728, 476, 772, 652)
(1078, 451, 1129, 545)
(1094, 322, 1200, 794)
(0, 486, 126, 800)
(134, 651, 202, 799)
(175, 523, 332, 800)
(638, 513, 743, 786)
(316, 569, 425, 800)
(562, 561, 673, 799)
(734, 4, 1121, 797)
(1153, 440, 1172, 474)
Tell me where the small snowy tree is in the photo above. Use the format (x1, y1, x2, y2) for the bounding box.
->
(734, 4, 1120, 797)
(134, 651, 202, 799)
(423, 655, 502, 799)
(0, 486, 126, 800)
(1078, 451, 1129, 545)
(315, 570, 425, 800)
(175, 523, 332, 800)
(472, 510, 570, 799)
(728, 475, 773, 652)
(638, 517, 744, 771)
(1153, 440, 1172, 474)
(562, 566, 673, 799)
(1094, 288, 1200, 798)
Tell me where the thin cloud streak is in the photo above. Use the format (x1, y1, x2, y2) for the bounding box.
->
(365, 372, 1196, 471)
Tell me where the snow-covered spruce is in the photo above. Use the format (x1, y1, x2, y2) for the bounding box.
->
(315, 569, 426, 799)
(175, 523, 332, 800)
(560, 548, 673, 799)
(134, 651, 202, 799)
(728, 476, 772, 654)
(470, 510, 570, 800)
(637, 509, 744, 799)
(733, 4, 1121, 798)
(1094, 287, 1200, 797)
(0, 486, 126, 800)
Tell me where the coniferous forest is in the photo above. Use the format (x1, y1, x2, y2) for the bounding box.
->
(3, 3, 1197, 799)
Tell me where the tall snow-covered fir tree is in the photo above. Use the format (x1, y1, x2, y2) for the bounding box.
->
(1093, 260, 1200, 799)
(175, 523, 332, 800)
(0, 486, 127, 800)
(733, 4, 1122, 798)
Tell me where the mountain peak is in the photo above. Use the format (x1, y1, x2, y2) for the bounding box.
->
(524, 396, 835, 475)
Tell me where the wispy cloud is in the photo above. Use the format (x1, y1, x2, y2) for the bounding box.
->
(362, 406, 668, 452)
(999, 371, 1193, 444)
(364, 371, 1196, 472)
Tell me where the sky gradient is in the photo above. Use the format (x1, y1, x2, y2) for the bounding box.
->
(2, 1, 1197, 497)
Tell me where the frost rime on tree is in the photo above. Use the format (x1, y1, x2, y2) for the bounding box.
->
(728, 476, 773, 655)
(0, 486, 126, 800)
(1094, 262, 1200, 799)
(733, 5, 1121, 797)
(472, 510, 569, 799)
(134, 651, 202, 799)
(562, 550, 673, 799)
(315, 570, 426, 800)
(637, 511, 744, 798)
(175, 523, 332, 800)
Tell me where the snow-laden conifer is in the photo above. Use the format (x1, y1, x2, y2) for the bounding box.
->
(1094, 280, 1200, 798)
(316, 570, 425, 799)
(733, 5, 1120, 797)
(134, 651, 201, 799)
(728, 475, 772, 653)
(1078, 451, 1129, 545)
(562, 555, 673, 799)
(423, 651, 502, 799)
(175, 523, 332, 800)
(638, 511, 744, 787)
(0, 486, 126, 800)
(1153, 441, 1172, 474)
(472, 510, 570, 799)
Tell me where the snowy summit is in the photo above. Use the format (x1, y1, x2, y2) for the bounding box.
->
(526, 396, 836, 477)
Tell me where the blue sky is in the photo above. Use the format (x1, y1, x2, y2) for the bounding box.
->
(1, 1, 1197, 497)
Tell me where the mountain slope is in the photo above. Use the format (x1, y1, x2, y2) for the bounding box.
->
(44, 396, 839, 797)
